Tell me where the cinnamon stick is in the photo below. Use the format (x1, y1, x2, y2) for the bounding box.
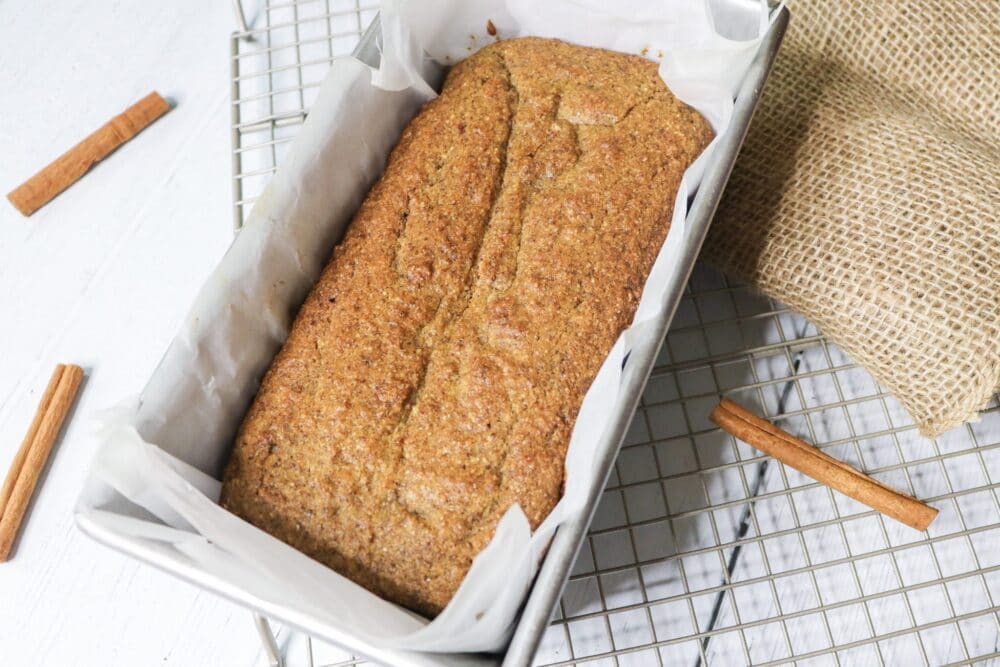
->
(0, 364, 84, 561)
(0, 365, 66, 518)
(710, 398, 937, 531)
(7, 92, 171, 216)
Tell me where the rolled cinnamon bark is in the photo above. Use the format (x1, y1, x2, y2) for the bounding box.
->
(0, 364, 84, 560)
(710, 398, 938, 531)
(7, 92, 171, 216)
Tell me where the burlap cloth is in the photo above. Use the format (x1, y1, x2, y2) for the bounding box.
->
(703, 0, 999, 437)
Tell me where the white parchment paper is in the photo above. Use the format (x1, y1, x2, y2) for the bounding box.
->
(78, 0, 775, 657)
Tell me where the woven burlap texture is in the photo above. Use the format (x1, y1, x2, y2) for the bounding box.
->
(703, 1, 999, 437)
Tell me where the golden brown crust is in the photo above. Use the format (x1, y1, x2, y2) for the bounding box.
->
(220, 37, 712, 617)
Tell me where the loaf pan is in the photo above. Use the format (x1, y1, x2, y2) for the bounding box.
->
(77, 8, 789, 666)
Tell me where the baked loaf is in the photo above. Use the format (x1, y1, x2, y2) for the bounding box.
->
(221, 37, 712, 617)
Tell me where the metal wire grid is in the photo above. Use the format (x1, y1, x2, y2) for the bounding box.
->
(530, 267, 1000, 667)
(231, 0, 378, 231)
(231, 4, 1000, 666)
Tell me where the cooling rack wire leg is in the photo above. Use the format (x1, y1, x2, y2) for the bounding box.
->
(254, 613, 284, 667)
(232, 0, 250, 34)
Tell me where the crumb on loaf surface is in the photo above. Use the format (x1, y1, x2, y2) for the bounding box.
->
(220, 36, 713, 617)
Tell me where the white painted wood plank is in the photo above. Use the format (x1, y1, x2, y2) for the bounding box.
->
(0, 1, 264, 664)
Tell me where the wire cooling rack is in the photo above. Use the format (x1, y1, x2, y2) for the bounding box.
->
(231, 0, 378, 231)
(231, 3, 1000, 665)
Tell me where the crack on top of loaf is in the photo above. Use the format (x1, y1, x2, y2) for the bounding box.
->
(390, 47, 520, 531)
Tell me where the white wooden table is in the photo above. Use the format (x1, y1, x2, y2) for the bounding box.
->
(0, 1, 265, 664)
